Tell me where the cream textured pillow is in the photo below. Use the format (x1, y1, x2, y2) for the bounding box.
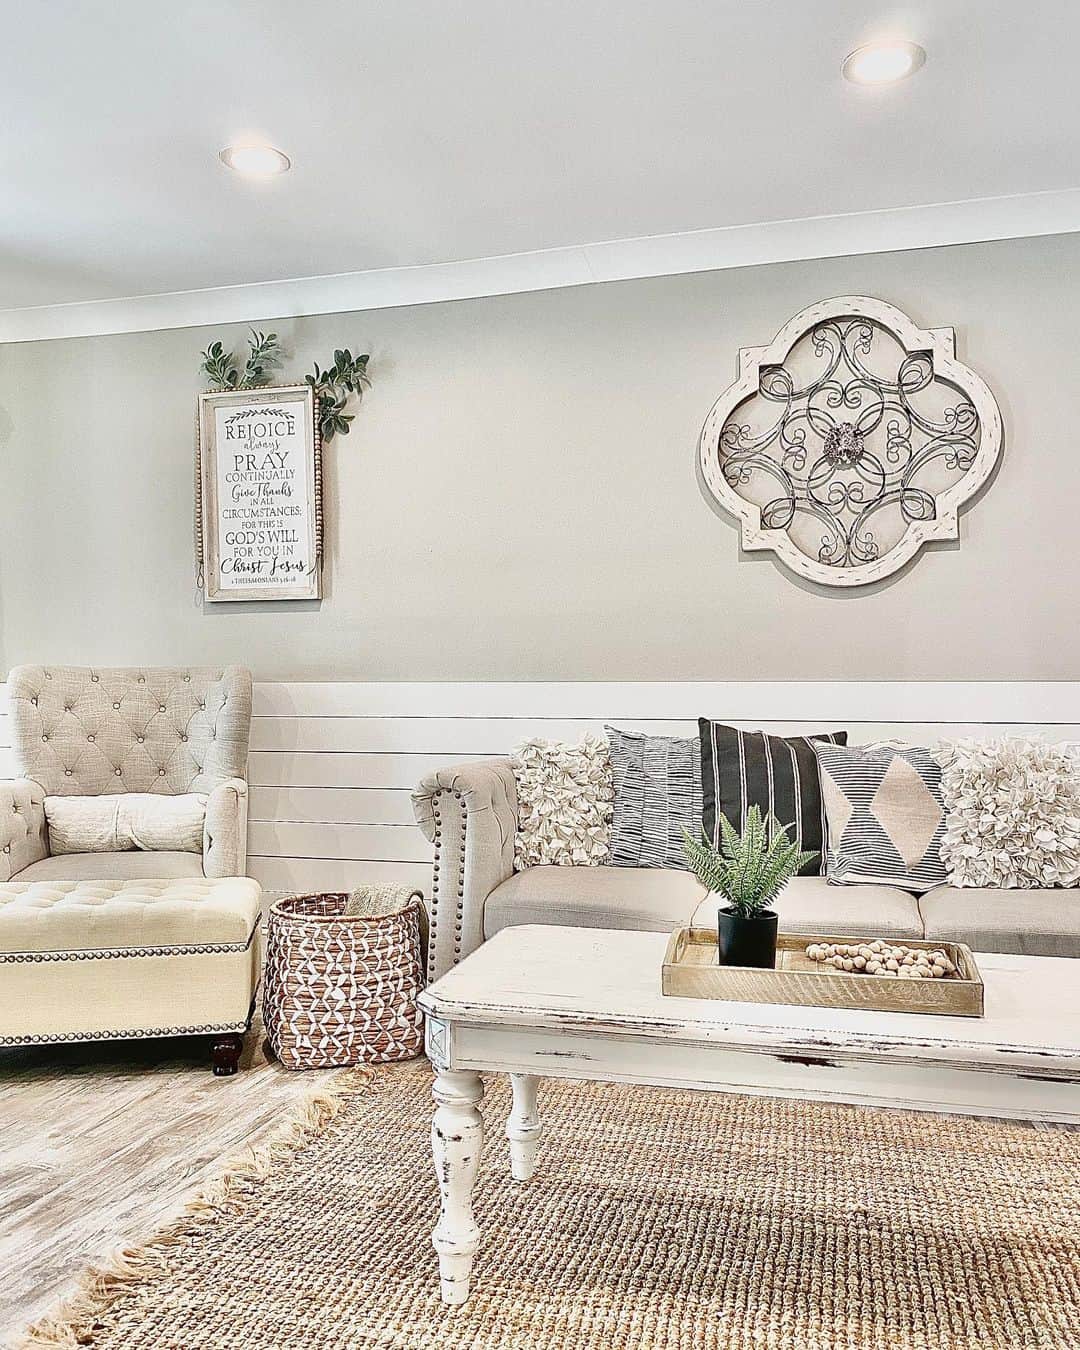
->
(938, 739, 1080, 888)
(511, 735, 613, 870)
(45, 793, 208, 854)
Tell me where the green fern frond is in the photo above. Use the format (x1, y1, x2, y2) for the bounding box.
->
(682, 806, 816, 918)
(717, 811, 740, 861)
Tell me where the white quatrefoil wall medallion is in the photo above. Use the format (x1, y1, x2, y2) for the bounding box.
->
(698, 296, 1004, 587)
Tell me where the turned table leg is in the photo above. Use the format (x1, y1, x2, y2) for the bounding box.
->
(507, 1073, 542, 1181)
(210, 1032, 244, 1076)
(431, 1069, 485, 1306)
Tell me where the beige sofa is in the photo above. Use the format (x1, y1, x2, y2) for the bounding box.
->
(413, 760, 1080, 981)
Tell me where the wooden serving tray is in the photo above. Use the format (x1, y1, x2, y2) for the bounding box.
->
(662, 928, 985, 1017)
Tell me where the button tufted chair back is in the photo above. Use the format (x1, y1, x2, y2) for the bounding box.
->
(7, 666, 252, 797)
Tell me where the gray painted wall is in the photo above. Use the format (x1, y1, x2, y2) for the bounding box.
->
(1, 232, 1076, 680)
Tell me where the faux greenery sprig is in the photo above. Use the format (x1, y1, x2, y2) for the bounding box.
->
(200, 339, 241, 390)
(200, 329, 282, 390)
(242, 329, 281, 386)
(682, 806, 816, 919)
(199, 332, 371, 442)
(305, 348, 370, 441)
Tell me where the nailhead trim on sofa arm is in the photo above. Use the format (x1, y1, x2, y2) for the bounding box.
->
(412, 759, 518, 982)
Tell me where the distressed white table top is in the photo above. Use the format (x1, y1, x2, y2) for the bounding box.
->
(419, 926, 1080, 1076)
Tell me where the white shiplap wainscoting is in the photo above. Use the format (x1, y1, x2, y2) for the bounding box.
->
(1, 681, 1079, 896)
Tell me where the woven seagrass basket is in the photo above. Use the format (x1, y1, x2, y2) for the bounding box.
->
(263, 893, 425, 1070)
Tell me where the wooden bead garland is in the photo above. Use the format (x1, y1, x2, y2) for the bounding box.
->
(804, 940, 956, 979)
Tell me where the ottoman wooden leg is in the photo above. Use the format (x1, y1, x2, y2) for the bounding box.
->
(211, 1033, 244, 1076)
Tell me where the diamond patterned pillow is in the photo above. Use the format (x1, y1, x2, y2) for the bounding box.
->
(814, 742, 947, 893)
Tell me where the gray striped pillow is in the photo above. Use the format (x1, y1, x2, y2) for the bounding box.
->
(606, 727, 703, 869)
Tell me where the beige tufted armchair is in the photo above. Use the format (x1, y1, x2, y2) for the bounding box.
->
(1, 666, 253, 882)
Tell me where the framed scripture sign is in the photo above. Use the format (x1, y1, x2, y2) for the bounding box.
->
(196, 385, 321, 602)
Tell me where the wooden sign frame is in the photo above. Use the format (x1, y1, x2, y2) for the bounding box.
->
(197, 384, 321, 602)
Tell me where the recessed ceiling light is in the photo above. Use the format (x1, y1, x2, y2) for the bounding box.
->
(218, 144, 291, 177)
(842, 40, 926, 86)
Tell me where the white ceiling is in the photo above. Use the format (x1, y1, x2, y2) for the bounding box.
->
(3, 0, 1080, 332)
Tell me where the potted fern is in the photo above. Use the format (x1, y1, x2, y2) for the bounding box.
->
(683, 806, 816, 969)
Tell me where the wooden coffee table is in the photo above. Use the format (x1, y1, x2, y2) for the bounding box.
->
(417, 924, 1080, 1305)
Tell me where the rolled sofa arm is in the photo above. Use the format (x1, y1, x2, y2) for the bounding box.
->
(203, 778, 249, 878)
(412, 759, 518, 980)
(0, 779, 49, 881)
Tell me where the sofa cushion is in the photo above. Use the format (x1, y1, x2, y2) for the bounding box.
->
(938, 739, 1080, 890)
(691, 875, 924, 941)
(484, 864, 706, 939)
(13, 851, 205, 883)
(919, 886, 1080, 958)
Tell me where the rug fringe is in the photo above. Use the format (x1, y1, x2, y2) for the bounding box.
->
(19, 1065, 376, 1349)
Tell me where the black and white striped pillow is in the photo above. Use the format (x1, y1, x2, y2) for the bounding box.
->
(606, 726, 703, 869)
(698, 722, 847, 876)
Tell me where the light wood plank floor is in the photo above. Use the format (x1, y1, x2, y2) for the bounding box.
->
(0, 1017, 335, 1345)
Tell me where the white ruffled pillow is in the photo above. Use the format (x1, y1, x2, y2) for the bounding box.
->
(938, 738, 1080, 889)
(512, 735, 613, 870)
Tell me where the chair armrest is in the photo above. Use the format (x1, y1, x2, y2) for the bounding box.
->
(203, 778, 249, 878)
(412, 759, 518, 979)
(1, 779, 49, 881)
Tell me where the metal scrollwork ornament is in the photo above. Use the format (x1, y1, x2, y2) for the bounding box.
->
(698, 296, 1004, 587)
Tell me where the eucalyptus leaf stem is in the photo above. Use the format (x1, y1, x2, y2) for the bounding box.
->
(199, 332, 371, 442)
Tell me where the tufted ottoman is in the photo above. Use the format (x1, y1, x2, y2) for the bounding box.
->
(0, 877, 262, 1074)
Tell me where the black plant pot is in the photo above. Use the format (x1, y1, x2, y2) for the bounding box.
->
(716, 907, 779, 969)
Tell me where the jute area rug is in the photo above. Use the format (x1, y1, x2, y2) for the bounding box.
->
(23, 1062, 1080, 1350)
